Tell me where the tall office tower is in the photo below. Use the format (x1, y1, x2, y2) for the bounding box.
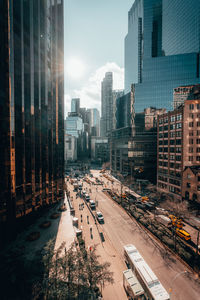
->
(100, 72, 113, 136)
(0, 0, 64, 242)
(86, 108, 100, 136)
(112, 90, 124, 130)
(71, 98, 80, 114)
(125, 0, 200, 112)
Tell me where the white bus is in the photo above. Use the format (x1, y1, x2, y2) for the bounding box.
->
(124, 244, 170, 300)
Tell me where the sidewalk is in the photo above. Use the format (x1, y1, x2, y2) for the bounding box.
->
(54, 193, 76, 250)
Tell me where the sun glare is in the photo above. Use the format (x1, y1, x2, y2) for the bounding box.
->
(65, 57, 85, 79)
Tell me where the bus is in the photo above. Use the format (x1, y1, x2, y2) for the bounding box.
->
(124, 244, 170, 300)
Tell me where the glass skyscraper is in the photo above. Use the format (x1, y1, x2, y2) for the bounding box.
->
(125, 0, 200, 112)
(0, 0, 64, 242)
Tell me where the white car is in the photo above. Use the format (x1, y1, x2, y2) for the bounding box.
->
(96, 211, 104, 223)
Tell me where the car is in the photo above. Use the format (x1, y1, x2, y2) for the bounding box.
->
(85, 194, 90, 201)
(102, 188, 111, 192)
(96, 211, 104, 223)
(89, 200, 96, 210)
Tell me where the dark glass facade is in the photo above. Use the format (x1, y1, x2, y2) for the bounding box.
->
(116, 93, 132, 129)
(125, 0, 200, 112)
(0, 0, 64, 242)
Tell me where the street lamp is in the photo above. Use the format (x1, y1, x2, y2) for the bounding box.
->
(169, 270, 187, 299)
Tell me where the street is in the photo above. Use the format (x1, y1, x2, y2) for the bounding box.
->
(66, 169, 200, 300)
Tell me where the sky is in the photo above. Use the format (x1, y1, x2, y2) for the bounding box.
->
(64, 0, 134, 116)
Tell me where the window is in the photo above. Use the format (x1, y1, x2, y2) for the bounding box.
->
(197, 139, 200, 144)
(176, 131, 181, 137)
(170, 155, 175, 160)
(176, 156, 181, 161)
(189, 131, 193, 136)
(196, 147, 200, 153)
(189, 113, 193, 118)
(176, 139, 182, 145)
(187, 174, 191, 179)
(196, 156, 200, 161)
(170, 124, 175, 130)
(176, 114, 182, 121)
(176, 147, 181, 153)
(189, 147, 193, 153)
(197, 130, 200, 136)
(170, 132, 175, 137)
(197, 103, 200, 109)
(164, 117, 168, 123)
(189, 156, 193, 161)
(197, 122, 200, 127)
(187, 182, 191, 188)
(176, 123, 182, 129)
(170, 115, 175, 122)
(189, 139, 193, 144)
(189, 104, 194, 110)
(189, 122, 194, 127)
(170, 140, 175, 145)
(164, 133, 168, 138)
(198, 176, 200, 181)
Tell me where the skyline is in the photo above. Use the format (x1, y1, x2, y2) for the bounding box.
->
(64, 0, 134, 115)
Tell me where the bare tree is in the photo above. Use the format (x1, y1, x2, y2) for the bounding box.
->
(36, 239, 114, 300)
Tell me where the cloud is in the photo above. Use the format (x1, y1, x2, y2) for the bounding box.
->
(64, 62, 124, 116)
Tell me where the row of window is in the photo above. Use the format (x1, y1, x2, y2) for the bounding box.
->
(159, 154, 181, 161)
(189, 103, 200, 110)
(189, 138, 200, 144)
(189, 130, 200, 136)
(158, 161, 181, 169)
(188, 113, 200, 118)
(188, 147, 200, 153)
(159, 123, 182, 131)
(159, 114, 182, 124)
(189, 121, 200, 127)
(188, 156, 200, 161)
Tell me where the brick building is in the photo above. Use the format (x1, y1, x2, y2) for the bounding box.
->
(157, 99, 200, 203)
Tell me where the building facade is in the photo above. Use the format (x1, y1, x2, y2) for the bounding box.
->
(91, 137, 109, 164)
(71, 98, 80, 114)
(128, 107, 165, 183)
(86, 108, 100, 136)
(125, 0, 200, 112)
(182, 166, 200, 204)
(65, 134, 77, 163)
(0, 0, 64, 241)
(157, 98, 200, 202)
(100, 72, 113, 136)
(65, 115, 83, 138)
(112, 90, 124, 130)
(111, 127, 132, 176)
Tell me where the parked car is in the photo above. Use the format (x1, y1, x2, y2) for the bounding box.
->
(96, 211, 104, 223)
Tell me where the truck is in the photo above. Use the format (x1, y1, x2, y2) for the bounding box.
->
(156, 215, 171, 227)
(123, 269, 145, 300)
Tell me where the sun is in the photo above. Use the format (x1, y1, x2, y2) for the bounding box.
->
(65, 57, 85, 79)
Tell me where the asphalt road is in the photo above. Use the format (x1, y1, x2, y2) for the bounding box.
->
(68, 170, 200, 300)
